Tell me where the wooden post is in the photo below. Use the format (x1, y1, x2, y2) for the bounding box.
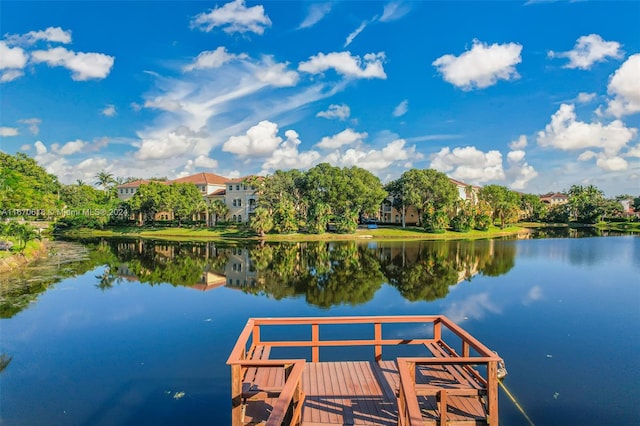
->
(462, 341, 469, 357)
(252, 323, 261, 348)
(312, 323, 319, 362)
(374, 322, 382, 362)
(434, 319, 441, 342)
(487, 361, 499, 425)
(439, 390, 448, 424)
(231, 364, 243, 426)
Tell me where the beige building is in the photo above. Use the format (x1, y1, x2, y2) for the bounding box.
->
(378, 178, 480, 225)
(539, 192, 568, 205)
(116, 172, 257, 224)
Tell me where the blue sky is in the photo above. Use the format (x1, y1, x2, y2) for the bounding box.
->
(1, 0, 639, 196)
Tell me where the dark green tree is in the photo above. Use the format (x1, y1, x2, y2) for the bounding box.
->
(567, 185, 605, 224)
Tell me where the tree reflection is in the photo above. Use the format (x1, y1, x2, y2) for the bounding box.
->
(1, 237, 519, 318)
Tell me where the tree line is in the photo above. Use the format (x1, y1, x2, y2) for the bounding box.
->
(1, 152, 639, 235)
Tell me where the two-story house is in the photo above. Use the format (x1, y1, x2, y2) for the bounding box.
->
(378, 178, 480, 225)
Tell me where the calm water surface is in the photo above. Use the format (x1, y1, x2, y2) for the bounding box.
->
(1, 234, 638, 425)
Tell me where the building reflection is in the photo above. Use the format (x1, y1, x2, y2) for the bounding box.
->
(109, 239, 517, 306)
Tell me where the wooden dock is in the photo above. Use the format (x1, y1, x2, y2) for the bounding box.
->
(227, 316, 503, 426)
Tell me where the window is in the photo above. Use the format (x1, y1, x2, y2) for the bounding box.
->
(243, 185, 247, 190)
(237, 199, 242, 207)
(232, 215, 237, 222)
(228, 185, 233, 190)
(238, 215, 242, 222)
(236, 185, 240, 190)
(232, 199, 236, 207)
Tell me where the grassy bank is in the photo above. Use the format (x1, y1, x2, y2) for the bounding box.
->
(57, 224, 529, 242)
(0, 240, 47, 274)
(596, 221, 640, 232)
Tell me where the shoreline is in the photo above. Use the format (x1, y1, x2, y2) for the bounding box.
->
(0, 240, 48, 275)
(54, 225, 532, 242)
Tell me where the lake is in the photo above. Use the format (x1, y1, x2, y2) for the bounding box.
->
(1, 233, 638, 425)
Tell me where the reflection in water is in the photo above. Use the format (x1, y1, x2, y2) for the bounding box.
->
(91, 238, 517, 307)
(1, 238, 520, 316)
(0, 240, 116, 318)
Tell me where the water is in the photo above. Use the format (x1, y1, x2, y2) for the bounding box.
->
(1, 235, 638, 425)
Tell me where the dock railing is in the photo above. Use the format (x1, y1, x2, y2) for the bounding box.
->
(227, 315, 502, 425)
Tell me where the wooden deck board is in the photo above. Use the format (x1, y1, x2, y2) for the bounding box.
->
(242, 359, 487, 425)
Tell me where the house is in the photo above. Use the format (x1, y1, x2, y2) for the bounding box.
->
(539, 192, 568, 205)
(223, 177, 258, 224)
(116, 172, 256, 224)
(378, 178, 480, 225)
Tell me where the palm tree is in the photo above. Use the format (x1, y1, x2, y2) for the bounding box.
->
(94, 170, 115, 190)
(76, 179, 86, 186)
(208, 200, 228, 226)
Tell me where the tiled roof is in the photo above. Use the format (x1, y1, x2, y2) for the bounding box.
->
(116, 179, 168, 188)
(173, 172, 229, 185)
(448, 177, 481, 190)
(226, 175, 254, 184)
(208, 189, 226, 196)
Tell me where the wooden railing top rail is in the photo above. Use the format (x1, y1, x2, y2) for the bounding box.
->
(264, 361, 305, 426)
(251, 315, 445, 325)
(438, 316, 497, 357)
(227, 318, 255, 364)
(399, 356, 502, 364)
(397, 359, 424, 426)
(227, 316, 499, 365)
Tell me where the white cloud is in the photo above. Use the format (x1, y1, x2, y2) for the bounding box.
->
(136, 126, 205, 160)
(316, 128, 367, 149)
(0, 127, 18, 136)
(537, 104, 637, 157)
(183, 47, 247, 72)
(316, 104, 350, 121)
(577, 150, 597, 162)
(19, 118, 41, 135)
(20, 144, 30, 151)
(326, 138, 422, 172)
(193, 155, 219, 169)
(299, 51, 386, 79)
(606, 54, 640, 117)
(433, 40, 522, 90)
(260, 130, 321, 173)
(30, 47, 115, 80)
(430, 146, 505, 183)
(101, 104, 117, 117)
(596, 156, 628, 171)
(393, 99, 408, 117)
(52, 139, 87, 156)
(0, 41, 27, 81)
(5, 27, 72, 45)
(576, 92, 596, 104)
(191, 0, 271, 35)
(507, 150, 525, 163)
(380, 1, 411, 22)
(133, 53, 335, 162)
(0, 41, 28, 69)
(548, 34, 623, 70)
(34, 140, 47, 155)
(298, 3, 332, 29)
(509, 135, 528, 150)
(344, 21, 368, 48)
(506, 149, 538, 190)
(626, 145, 640, 158)
(255, 56, 299, 87)
(0, 69, 24, 82)
(222, 120, 283, 157)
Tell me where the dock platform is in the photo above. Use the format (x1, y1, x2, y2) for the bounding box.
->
(228, 316, 502, 426)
